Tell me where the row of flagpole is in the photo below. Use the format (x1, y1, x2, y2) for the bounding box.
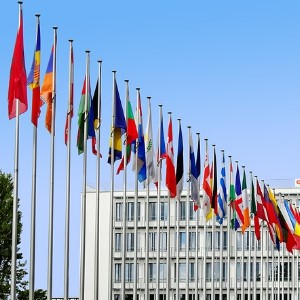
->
(8, 3, 300, 300)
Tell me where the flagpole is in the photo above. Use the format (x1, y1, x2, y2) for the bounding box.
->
(134, 87, 140, 300)
(241, 166, 245, 300)
(108, 71, 117, 300)
(28, 13, 40, 300)
(156, 104, 163, 300)
(10, 4, 23, 300)
(46, 26, 57, 300)
(79, 50, 90, 300)
(186, 126, 192, 299)
(249, 171, 254, 300)
(211, 145, 216, 300)
(176, 119, 181, 300)
(145, 96, 152, 300)
(203, 138, 208, 299)
(166, 112, 173, 300)
(93, 60, 102, 300)
(120, 80, 129, 300)
(227, 156, 232, 300)
(63, 39, 73, 300)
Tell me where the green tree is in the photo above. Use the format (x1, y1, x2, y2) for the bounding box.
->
(18, 288, 47, 300)
(0, 171, 27, 299)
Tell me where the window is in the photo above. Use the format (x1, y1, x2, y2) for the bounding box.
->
(127, 202, 134, 221)
(125, 263, 134, 282)
(149, 263, 156, 282)
(115, 233, 122, 252)
(160, 263, 167, 282)
(236, 262, 241, 281)
(179, 232, 186, 250)
(206, 232, 212, 251)
(236, 232, 242, 250)
(256, 262, 261, 282)
(244, 231, 250, 250)
(114, 295, 120, 300)
(137, 202, 141, 221)
(149, 202, 157, 221)
(215, 231, 220, 250)
(223, 231, 227, 250)
(189, 262, 195, 282)
(222, 262, 227, 282)
(206, 262, 211, 281)
(160, 202, 168, 220)
(160, 232, 167, 251)
(115, 263, 121, 282)
(214, 261, 220, 282)
(189, 201, 196, 220)
(179, 263, 186, 282)
(180, 201, 186, 220)
(149, 232, 157, 251)
(126, 233, 134, 251)
(189, 232, 196, 250)
(116, 203, 123, 221)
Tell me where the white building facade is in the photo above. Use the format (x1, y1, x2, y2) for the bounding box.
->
(84, 188, 300, 300)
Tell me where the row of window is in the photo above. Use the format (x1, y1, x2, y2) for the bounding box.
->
(115, 231, 262, 252)
(115, 201, 201, 222)
(114, 261, 294, 283)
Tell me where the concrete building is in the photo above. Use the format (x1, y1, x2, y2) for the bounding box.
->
(84, 187, 300, 300)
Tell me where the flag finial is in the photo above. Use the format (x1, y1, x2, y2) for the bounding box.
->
(35, 14, 41, 18)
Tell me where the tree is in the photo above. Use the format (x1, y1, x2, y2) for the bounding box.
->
(18, 288, 47, 300)
(0, 171, 27, 299)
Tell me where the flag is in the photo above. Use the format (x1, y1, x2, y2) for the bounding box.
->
(132, 90, 146, 182)
(263, 184, 281, 229)
(88, 83, 97, 155)
(250, 174, 260, 240)
(283, 199, 300, 250)
(64, 43, 74, 145)
(228, 158, 236, 229)
(195, 134, 201, 180)
(116, 84, 138, 174)
(211, 146, 218, 215)
(108, 77, 127, 164)
(241, 167, 250, 233)
(176, 121, 184, 199)
(202, 140, 212, 219)
(27, 19, 43, 126)
(145, 98, 156, 185)
(76, 77, 87, 154)
(8, 6, 27, 119)
(216, 151, 227, 224)
(234, 164, 244, 230)
(165, 114, 176, 198)
(189, 130, 200, 208)
(158, 110, 166, 160)
(41, 45, 54, 133)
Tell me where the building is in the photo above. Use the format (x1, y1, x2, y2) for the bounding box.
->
(84, 187, 300, 300)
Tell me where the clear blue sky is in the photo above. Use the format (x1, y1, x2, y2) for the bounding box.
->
(0, 0, 299, 297)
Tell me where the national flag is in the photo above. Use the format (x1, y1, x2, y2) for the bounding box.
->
(107, 77, 127, 164)
(8, 6, 28, 119)
(250, 174, 260, 240)
(87, 82, 97, 155)
(145, 98, 156, 185)
(255, 180, 267, 222)
(27, 19, 43, 126)
(158, 109, 166, 160)
(41, 45, 54, 133)
(241, 167, 250, 233)
(195, 134, 201, 180)
(64, 43, 74, 145)
(165, 114, 176, 198)
(283, 199, 300, 250)
(216, 151, 227, 224)
(229, 157, 236, 229)
(202, 140, 212, 219)
(189, 130, 200, 208)
(116, 84, 138, 174)
(132, 90, 146, 183)
(176, 121, 184, 199)
(234, 164, 244, 230)
(263, 184, 281, 229)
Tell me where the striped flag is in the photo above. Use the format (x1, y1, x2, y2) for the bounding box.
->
(27, 18, 43, 126)
(216, 151, 227, 224)
(241, 167, 250, 232)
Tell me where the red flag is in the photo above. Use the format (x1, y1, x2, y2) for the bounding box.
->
(254, 214, 261, 240)
(8, 7, 27, 119)
(165, 114, 176, 198)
